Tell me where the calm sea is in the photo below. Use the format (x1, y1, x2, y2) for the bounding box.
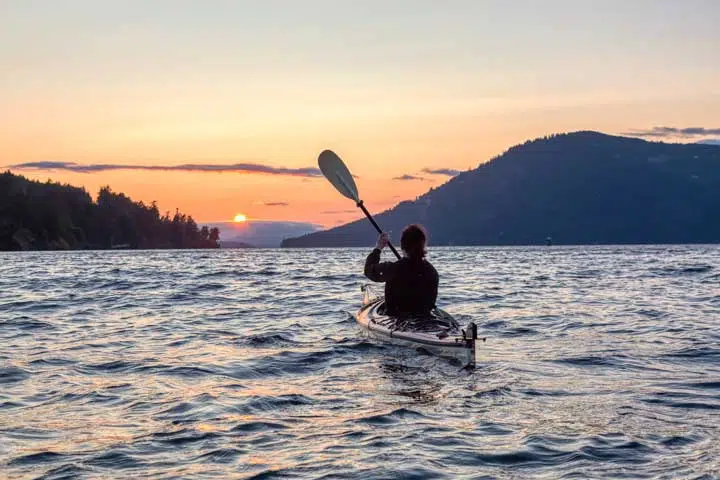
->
(1, 246, 719, 479)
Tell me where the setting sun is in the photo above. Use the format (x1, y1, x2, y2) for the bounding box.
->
(233, 213, 247, 223)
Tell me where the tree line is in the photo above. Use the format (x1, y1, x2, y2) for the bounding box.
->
(0, 171, 220, 250)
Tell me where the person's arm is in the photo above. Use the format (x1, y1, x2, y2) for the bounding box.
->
(428, 265, 439, 310)
(431, 268, 440, 308)
(364, 233, 396, 282)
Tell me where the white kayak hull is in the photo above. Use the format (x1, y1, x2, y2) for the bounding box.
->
(354, 287, 478, 367)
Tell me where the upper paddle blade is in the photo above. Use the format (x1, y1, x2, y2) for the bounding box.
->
(318, 150, 359, 202)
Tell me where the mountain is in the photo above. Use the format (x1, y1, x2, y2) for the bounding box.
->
(282, 131, 720, 247)
(219, 240, 256, 248)
(0, 171, 220, 250)
(697, 139, 720, 146)
(205, 220, 321, 247)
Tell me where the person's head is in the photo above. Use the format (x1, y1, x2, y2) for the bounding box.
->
(401, 224, 428, 259)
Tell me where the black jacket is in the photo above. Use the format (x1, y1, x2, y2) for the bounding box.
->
(364, 248, 439, 316)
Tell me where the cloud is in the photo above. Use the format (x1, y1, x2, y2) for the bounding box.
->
(9, 161, 322, 177)
(321, 209, 356, 214)
(422, 167, 461, 176)
(390, 169, 461, 182)
(623, 127, 720, 138)
(392, 174, 426, 181)
(256, 201, 289, 207)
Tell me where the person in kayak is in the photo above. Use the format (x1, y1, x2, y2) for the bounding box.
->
(364, 224, 439, 316)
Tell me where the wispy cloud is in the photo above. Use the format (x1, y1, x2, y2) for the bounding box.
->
(422, 167, 461, 176)
(321, 209, 356, 214)
(392, 174, 426, 181)
(255, 201, 289, 207)
(9, 161, 322, 177)
(623, 126, 720, 138)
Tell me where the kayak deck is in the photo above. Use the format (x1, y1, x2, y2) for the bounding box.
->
(355, 286, 478, 367)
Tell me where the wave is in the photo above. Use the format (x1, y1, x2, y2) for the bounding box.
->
(350, 408, 427, 425)
(231, 421, 289, 433)
(0, 317, 57, 330)
(2, 246, 719, 479)
(0, 366, 31, 385)
(650, 264, 714, 276)
(239, 394, 315, 414)
(196, 270, 248, 280)
(242, 333, 298, 347)
(8, 451, 65, 467)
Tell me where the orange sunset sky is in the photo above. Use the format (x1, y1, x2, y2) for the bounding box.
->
(2, 1, 719, 228)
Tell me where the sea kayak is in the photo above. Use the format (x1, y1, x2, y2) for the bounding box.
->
(354, 285, 479, 367)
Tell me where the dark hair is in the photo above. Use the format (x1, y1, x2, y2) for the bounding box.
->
(401, 224, 427, 259)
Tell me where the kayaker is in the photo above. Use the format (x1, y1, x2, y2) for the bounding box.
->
(364, 224, 439, 316)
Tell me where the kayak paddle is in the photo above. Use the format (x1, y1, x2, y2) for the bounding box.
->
(318, 150, 401, 259)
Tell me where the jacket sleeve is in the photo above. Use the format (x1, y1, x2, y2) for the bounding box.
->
(364, 248, 396, 283)
(429, 267, 439, 310)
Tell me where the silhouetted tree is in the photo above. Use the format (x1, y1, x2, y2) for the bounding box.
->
(0, 171, 221, 250)
(200, 225, 210, 241)
(209, 227, 220, 244)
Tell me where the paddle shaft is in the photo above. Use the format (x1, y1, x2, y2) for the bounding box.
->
(357, 200, 401, 259)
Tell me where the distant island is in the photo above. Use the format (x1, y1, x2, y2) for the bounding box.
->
(219, 240, 256, 249)
(0, 171, 220, 251)
(282, 131, 720, 247)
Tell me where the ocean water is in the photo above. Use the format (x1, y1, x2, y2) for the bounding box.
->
(1, 246, 719, 479)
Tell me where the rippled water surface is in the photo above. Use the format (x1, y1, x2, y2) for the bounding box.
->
(2, 246, 720, 479)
